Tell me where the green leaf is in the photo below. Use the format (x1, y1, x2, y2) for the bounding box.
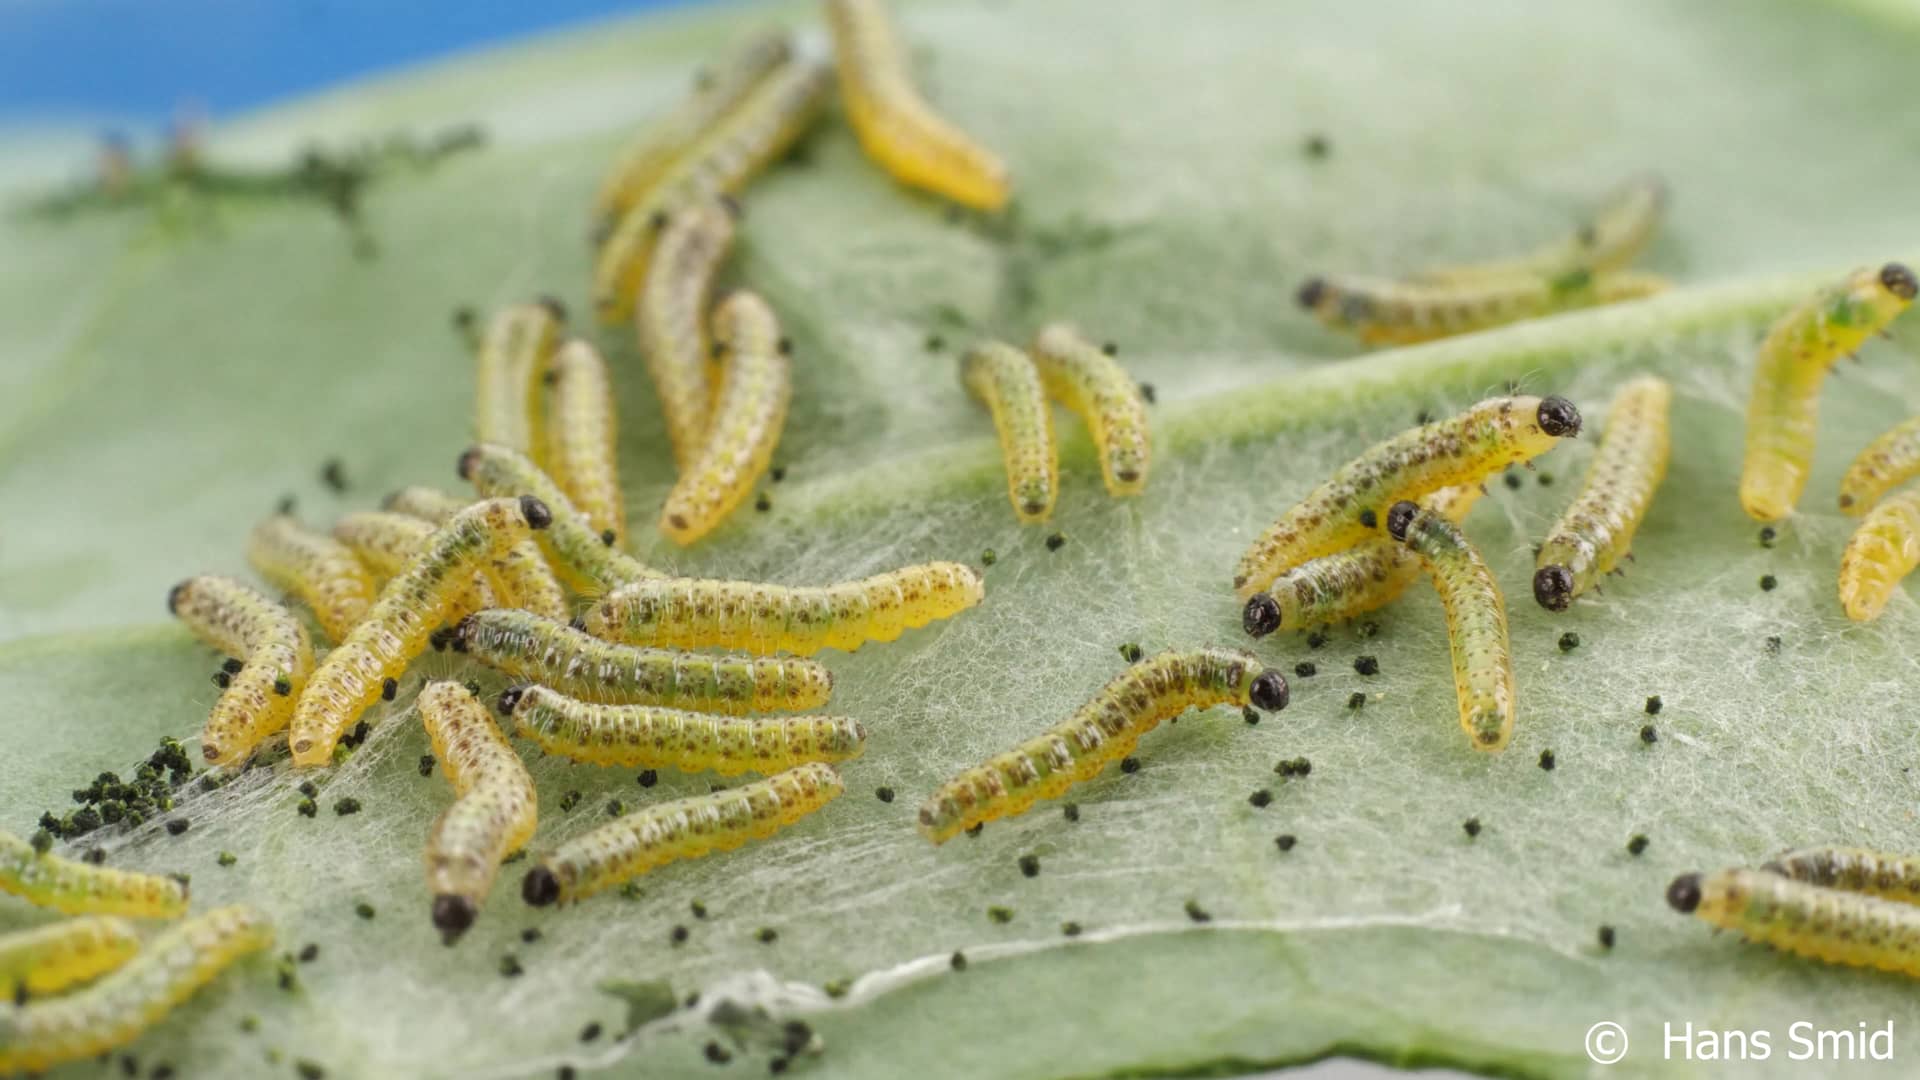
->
(6, 0, 1920, 1076)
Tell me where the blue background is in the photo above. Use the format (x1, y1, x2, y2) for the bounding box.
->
(0, 0, 688, 123)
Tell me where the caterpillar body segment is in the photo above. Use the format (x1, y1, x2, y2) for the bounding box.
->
(332, 512, 496, 616)
(963, 341, 1056, 523)
(593, 59, 828, 324)
(824, 0, 1011, 211)
(0, 906, 272, 1074)
(0, 831, 188, 919)
(1763, 847, 1920, 906)
(460, 444, 661, 596)
(472, 299, 565, 465)
(288, 496, 551, 767)
(382, 485, 569, 621)
(917, 649, 1289, 843)
(545, 338, 627, 548)
(0, 917, 140, 999)
(1029, 324, 1150, 496)
(521, 764, 842, 906)
(1837, 486, 1920, 622)
(168, 575, 315, 766)
(455, 608, 833, 715)
(245, 513, 376, 642)
(1418, 174, 1667, 284)
(580, 561, 984, 656)
(659, 291, 791, 546)
(592, 30, 794, 228)
(1739, 263, 1917, 521)
(1298, 270, 1668, 347)
(636, 199, 736, 471)
(501, 684, 866, 775)
(1386, 501, 1515, 752)
(1840, 415, 1920, 515)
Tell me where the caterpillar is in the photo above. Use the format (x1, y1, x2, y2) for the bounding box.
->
(521, 763, 842, 906)
(459, 444, 661, 596)
(1417, 174, 1668, 284)
(1243, 485, 1482, 638)
(0, 917, 139, 1000)
(824, 0, 1011, 211)
(1763, 847, 1920, 905)
(471, 299, 565, 464)
(1667, 868, 1920, 980)
(167, 575, 316, 766)
(917, 648, 1290, 844)
(1836, 485, 1920, 622)
(0, 905, 272, 1075)
(1029, 324, 1150, 496)
(454, 608, 832, 715)
(420, 681, 537, 943)
(591, 30, 793, 229)
(579, 561, 984, 656)
(0, 830, 188, 919)
(1233, 395, 1581, 600)
(636, 199, 736, 471)
(1297, 269, 1667, 347)
(332, 511, 497, 616)
(593, 59, 828, 324)
(963, 341, 1057, 523)
(500, 684, 866, 775)
(382, 485, 569, 620)
(1839, 415, 1920, 515)
(544, 338, 627, 548)
(1533, 375, 1672, 611)
(1386, 500, 1515, 752)
(659, 291, 791, 546)
(245, 512, 376, 642)
(1739, 263, 1918, 521)
(288, 496, 552, 767)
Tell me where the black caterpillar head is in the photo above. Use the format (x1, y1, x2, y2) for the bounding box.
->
(1665, 873, 1703, 914)
(1242, 594, 1281, 638)
(1249, 671, 1290, 712)
(1532, 566, 1575, 612)
(1385, 500, 1420, 541)
(1536, 396, 1581, 438)
(1881, 262, 1917, 301)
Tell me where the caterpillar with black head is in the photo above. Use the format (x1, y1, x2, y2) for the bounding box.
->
(1533, 375, 1671, 611)
(1739, 263, 1917, 521)
(1668, 868, 1920, 980)
(421, 681, 537, 944)
(917, 649, 1288, 843)
(521, 764, 841, 906)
